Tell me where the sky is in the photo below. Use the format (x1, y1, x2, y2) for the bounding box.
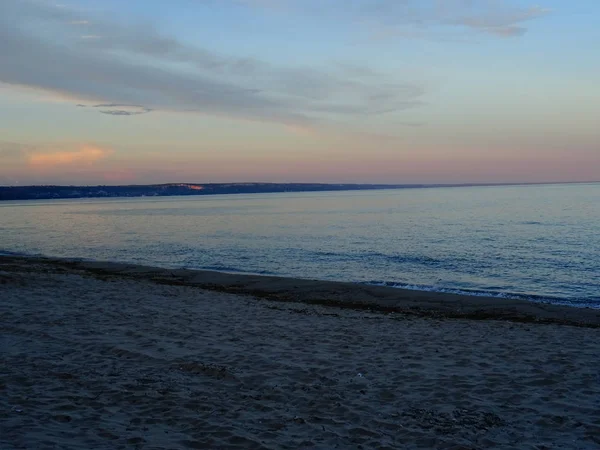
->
(0, 0, 599, 185)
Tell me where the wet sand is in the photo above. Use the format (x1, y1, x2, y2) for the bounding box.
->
(1, 256, 599, 449)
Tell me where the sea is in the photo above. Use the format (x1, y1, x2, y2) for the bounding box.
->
(1, 183, 598, 308)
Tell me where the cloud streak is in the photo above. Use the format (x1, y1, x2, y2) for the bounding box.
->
(0, 0, 548, 132)
(244, 0, 549, 38)
(78, 104, 153, 116)
(454, 4, 549, 37)
(0, 0, 426, 129)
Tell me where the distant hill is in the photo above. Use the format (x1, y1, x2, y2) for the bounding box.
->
(0, 183, 427, 201)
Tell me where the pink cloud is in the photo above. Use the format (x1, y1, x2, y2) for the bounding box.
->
(28, 144, 114, 167)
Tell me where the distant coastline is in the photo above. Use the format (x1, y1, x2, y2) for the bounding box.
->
(0, 181, 596, 201)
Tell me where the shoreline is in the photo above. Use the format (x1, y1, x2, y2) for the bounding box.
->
(2, 254, 599, 327)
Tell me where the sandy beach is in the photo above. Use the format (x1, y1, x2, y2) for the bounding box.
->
(1, 256, 599, 449)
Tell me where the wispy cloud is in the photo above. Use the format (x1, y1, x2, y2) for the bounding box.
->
(244, 0, 549, 38)
(454, 4, 549, 37)
(0, 0, 548, 134)
(0, 0, 426, 130)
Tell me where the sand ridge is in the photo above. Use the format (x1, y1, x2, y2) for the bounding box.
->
(1, 259, 600, 449)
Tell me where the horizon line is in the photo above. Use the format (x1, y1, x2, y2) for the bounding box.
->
(1, 180, 599, 189)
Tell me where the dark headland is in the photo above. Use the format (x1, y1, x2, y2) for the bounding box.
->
(1, 183, 421, 201)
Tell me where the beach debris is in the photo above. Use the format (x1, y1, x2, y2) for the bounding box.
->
(357, 373, 364, 378)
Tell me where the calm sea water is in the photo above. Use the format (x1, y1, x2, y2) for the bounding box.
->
(1, 183, 598, 307)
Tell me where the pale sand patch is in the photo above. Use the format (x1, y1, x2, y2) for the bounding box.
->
(1, 261, 599, 449)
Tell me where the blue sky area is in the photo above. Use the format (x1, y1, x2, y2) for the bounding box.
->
(0, 0, 598, 184)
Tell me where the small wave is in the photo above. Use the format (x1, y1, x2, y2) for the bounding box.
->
(0, 249, 38, 257)
(354, 251, 447, 267)
(307, 250, 479, 272)
(195, 265, 277, 276)
(364, 281, 600, 309)
(385, 254, 442, 266)
(305, 250, 468, 270)
(311, 250, 346, 258)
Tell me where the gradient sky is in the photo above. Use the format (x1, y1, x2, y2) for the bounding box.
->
(1, 0, 599, 185)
